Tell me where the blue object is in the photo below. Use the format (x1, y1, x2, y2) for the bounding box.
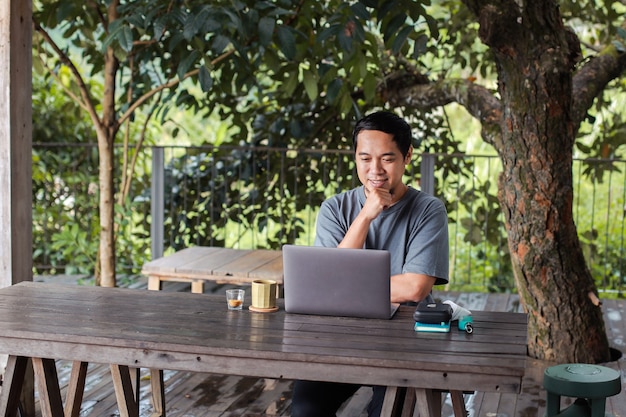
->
(458, 315, 473, 333)
(414, 321, 450, 333)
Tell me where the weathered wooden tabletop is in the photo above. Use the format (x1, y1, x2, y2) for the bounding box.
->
(141, 247, 283, 293)
(0, 282, 527, 417)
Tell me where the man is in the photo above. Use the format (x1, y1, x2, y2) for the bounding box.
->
(290, 111, 449, 417)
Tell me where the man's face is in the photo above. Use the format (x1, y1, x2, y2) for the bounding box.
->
(355, 129, 412, 198)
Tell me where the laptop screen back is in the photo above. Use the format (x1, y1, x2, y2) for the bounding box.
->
(282, 245, 398, 319)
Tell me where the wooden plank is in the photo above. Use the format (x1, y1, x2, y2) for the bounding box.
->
(212, 250, 281, 278)
(481, 292, 514, 312)
(248, 255, 284, 281)
(414, 388, 440, 417)
(64, 361, 88, 417)
(32, 357, 65, 417)
(473, 391, 501, 417)
(176, 248, 252, 277)
(142, 247, 283, 288)
(148, 369, 165, 417)
(72, 369, 119, 416)
(513, 357, 550, 417)
(110, 364, 139, 417)
(141, 247, 219, 275)
(0, 355, 28, 417)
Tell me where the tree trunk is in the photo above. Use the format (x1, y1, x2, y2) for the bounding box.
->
(97, 1, 121, 288)
(382, 1, 614, 363)
(468, 1, 610, 362)
(97, 132, 116, 288)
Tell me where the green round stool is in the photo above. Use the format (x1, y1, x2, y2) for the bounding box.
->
(543, 363, 622, 417)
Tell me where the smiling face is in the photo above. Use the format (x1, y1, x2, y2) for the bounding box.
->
(355, 129, 412, 203)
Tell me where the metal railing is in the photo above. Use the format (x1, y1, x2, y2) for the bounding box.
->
(32, 144, 626, 295)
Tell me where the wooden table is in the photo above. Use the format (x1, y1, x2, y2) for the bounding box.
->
(141, 246, 283, 293)
(0, 282, 527, 417)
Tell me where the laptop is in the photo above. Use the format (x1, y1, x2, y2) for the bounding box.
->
(282, 245, 400, 319)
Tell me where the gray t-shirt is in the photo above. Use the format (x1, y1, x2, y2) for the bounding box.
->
(314, 186, 449, 285)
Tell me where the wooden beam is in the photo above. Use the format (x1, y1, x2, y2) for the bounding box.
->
(0, 0, 33, 287)
(0, 0, 34, 414)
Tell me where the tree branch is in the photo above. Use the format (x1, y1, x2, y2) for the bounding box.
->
(33, 19, 102, 129)
(86, 0, 108, 31)
(35, 53, 88, 113)
(381, 76, 503, 148)
(572, 40, 626, 127)
(101, 0, 121, 142)
(117, 48, 236, 126)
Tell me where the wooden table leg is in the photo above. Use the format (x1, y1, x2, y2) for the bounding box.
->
(147, 276, 162, 291)
(400, 387, 416, 417)
(449, 390, 467, 417)
(110, 364, 139, 417)
(0, 355, 28, 417)
(145, 278, 167, 416)
(32, 358, 64, 417)
(380, 386, 411, 417)
(414, 388, 441, 417)
(64, 361, 88, 417)
(149, 369, 166, 417)
(190, 280, 204, 294)
(380, 386, 399, 417)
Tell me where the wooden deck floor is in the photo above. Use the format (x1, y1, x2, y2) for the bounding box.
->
(20, 276, 626, 416)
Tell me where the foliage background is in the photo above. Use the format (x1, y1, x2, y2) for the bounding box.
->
(32, 70, 626, 295)
(31, 0, 626, 295)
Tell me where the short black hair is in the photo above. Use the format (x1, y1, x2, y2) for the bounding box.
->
(352, 111, 413, 158)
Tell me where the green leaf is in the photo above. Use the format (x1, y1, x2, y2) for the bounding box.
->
(317, 24, 341, 43)
(392, 25, 413, 54)
(360, 0, 378, 7)
(338, 31, 353, 53)
(303, 70, 318, 101)
(223, 8, 244, 36)
(326, 78, 343, 104)
(118, 25, 134, 52)
(258, 16, 275, 46)
(183, 7, 210, 41)
(413, 33, 429, 59)
(350, 3, 370, 20)
(264, 48, 281, 71)
(102, 20, 133, 53)
(363, 73, 377, 102)
(378, 0, 397, 21)
(424, 14, 440, 39)
(153, 17, 166, 40)
(212, 35, 230, 54)
(283, 70, 299, 96)
(177, 50, 200, 81)
(199, 66, 213, 92)
(277, 26, 296, 60)
(384, 12, 407, 44)
(339, 92, 353, 114)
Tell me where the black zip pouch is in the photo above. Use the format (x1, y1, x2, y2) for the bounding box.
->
(413, 301, 453, 324)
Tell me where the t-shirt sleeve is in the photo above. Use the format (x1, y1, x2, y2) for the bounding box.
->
(313, 199, 347, 247)
(402, 199, 449, 285)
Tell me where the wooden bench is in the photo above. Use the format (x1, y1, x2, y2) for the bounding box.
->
(141, 246, 283, 294)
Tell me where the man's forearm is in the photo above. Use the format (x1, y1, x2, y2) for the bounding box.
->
(338, 213, 372, 248)
(390, 273, 437, 303)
